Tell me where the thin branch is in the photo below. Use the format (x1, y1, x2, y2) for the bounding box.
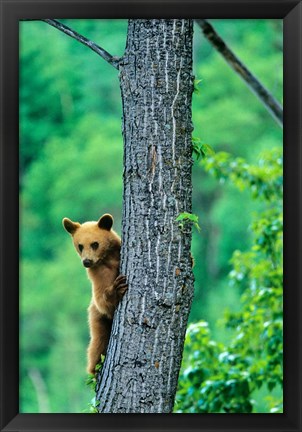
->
(195, 19, 283, 128)
(41, 19, 121, 70)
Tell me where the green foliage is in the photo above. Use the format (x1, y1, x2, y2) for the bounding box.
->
(83, 397, 100, 413)
(84, 359, 104, 412)
(175, 321, 254, 413)
(176, 148, 283, 413)
(189, 18, 282, 331)
(202, 148, 283, 201)
(193, 78, 203, 94)
(86, 375, 97, 392)
(85, 357, 105, 391)
(192, 137, 215, 161)
(176, 212, 201, 232)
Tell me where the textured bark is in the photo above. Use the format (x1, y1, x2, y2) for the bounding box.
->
(96, 19, 194, 413)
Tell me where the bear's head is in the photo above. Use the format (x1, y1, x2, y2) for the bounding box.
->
(62, 214, 120, 268)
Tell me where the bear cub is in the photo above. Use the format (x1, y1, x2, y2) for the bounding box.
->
(62, 213, 127, 375)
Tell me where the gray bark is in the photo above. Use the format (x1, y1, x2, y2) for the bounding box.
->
(95, 19, 195, 413)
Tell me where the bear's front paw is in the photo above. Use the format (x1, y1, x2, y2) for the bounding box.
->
(113, 274, 128, 299)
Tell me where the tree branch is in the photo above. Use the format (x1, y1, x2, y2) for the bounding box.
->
(41, 19, 121, 70)
(195, 19, 283, 128)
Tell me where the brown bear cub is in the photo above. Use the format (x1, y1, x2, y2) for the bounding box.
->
(62, 214, 127, 375)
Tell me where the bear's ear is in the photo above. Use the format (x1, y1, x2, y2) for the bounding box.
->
(62, 218, 80, 235)
(97, 214, 113, 231)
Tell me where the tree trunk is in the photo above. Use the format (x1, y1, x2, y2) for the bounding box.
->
(96, 18, 194, 413)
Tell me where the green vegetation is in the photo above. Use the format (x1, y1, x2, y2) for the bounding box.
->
(176, 212, 201, 233)
(84, 360, 104, 413)
(19, 19, 283, 413)
(175, 148, 283, 413)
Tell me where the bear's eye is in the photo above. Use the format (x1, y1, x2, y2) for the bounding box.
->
(91, 242, 99, 250)
(78, 244, 84, 253)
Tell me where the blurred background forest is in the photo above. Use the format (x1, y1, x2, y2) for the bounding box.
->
(20, 19, 283, 413)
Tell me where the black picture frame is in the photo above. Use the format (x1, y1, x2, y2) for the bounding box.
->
(0, 0, 301, 431)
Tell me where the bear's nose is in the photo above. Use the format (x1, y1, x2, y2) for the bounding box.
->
(83, 259, 93, 268)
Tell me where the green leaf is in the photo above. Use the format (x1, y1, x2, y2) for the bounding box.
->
(192, 138, 215, 161)
(176, 212, 201, 233)
(193, 78, 203, 94)
(201, 143, 215, 157)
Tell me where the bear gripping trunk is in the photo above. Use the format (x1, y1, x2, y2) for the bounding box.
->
(96, 19, 194, 413)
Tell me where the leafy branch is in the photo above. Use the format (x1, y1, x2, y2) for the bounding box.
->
(201, 148, 283, 202)
(192, 137, 215, 161)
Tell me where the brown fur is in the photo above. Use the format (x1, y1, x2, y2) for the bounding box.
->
(62, 214, 127, 375)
